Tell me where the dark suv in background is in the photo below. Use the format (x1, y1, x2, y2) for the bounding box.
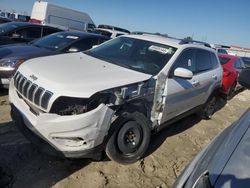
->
(241, 56, 250, 68)
(0, 22, 62, 45)
(0, 31, 110, 88)
(0, 17, 12, 24)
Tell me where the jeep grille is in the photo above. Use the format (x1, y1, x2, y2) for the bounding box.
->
(13, 72, 53, 110)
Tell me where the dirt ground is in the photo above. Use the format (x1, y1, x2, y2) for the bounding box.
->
(0, 89, 249, 188)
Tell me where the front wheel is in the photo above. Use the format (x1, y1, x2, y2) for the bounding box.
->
(105, 112, 151, 164)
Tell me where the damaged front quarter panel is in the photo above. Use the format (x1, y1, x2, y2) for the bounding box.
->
(50, 78, 159, 133)
(151, 72, 167, 128)
(103, 73, 168, 131)
(92, 78, 157, 126)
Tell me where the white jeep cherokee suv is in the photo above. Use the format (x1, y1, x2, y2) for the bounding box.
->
(9, 34, 222, 164)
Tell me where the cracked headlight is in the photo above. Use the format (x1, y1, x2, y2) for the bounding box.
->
(0, 58, 25, 71)
(50, 93, 116, 116)
(50, 97, 88, 115)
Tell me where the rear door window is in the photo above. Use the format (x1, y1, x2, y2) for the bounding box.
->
(16, 27, 42, 40)
(210, 52, 219, 68)
(195, 49, 213, 73)
(42, 27, 61, 36)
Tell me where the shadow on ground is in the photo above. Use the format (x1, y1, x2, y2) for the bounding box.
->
(146, 114, 202, 157)
(146, 96, 228, 157)
(0, 121, 90, 188)
(0, 88, 8, 97)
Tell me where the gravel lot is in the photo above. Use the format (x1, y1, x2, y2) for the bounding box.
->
(0, 89, 249, 188)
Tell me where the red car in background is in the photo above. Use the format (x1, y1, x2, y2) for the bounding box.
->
(219, 54, 245, 99)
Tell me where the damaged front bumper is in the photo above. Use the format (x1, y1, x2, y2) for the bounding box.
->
(9, 79, 114, 158)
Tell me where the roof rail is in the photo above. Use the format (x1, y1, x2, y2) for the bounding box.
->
(132, 31, 155, 35)
(131, 32, 183, 41)
(179, 39, 211, 48)
(131, 31, 170, 38)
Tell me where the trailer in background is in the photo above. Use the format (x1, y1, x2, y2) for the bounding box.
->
(30, 1, 96, 32)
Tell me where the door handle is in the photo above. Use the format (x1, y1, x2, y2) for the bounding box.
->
(192, 80, 200, 87)
(212, 75, 218, 80)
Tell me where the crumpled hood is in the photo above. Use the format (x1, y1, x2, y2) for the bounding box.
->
(0, 44, 53, 59)
(18, 52, 152, 98)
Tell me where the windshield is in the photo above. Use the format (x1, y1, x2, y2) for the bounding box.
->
(85, 37, 177, 75)
(0, 22, 19, 35)
(33, 33, 79, 50)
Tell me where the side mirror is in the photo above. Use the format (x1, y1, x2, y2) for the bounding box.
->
(68, 47, 79, 53)
(174, 67, 193, 79)
(238, 68, 250, 89)
(12, 33, 21, 39)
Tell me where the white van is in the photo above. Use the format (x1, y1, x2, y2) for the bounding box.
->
(30, 1, 96, 32)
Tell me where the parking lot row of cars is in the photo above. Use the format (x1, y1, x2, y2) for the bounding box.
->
(0, 11, 30, 23)
(0, 18, 250, 187)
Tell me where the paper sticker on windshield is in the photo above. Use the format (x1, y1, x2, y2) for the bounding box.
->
(66, 36, 79, 39)
(148, 45, 173, 54)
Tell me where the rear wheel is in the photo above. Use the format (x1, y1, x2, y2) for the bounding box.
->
(199, 96, 217, 119)
(227, 83, 236, 100)
(105, 112, 151, 164)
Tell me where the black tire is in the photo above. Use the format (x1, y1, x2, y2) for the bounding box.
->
(105, 112, 151, 164)
(227, 83, 236, 100)
(199, 96, 217, 120)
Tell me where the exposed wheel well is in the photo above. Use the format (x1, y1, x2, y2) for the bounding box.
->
(115, 99, 150, 118)
(208, 86, 221, 102)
